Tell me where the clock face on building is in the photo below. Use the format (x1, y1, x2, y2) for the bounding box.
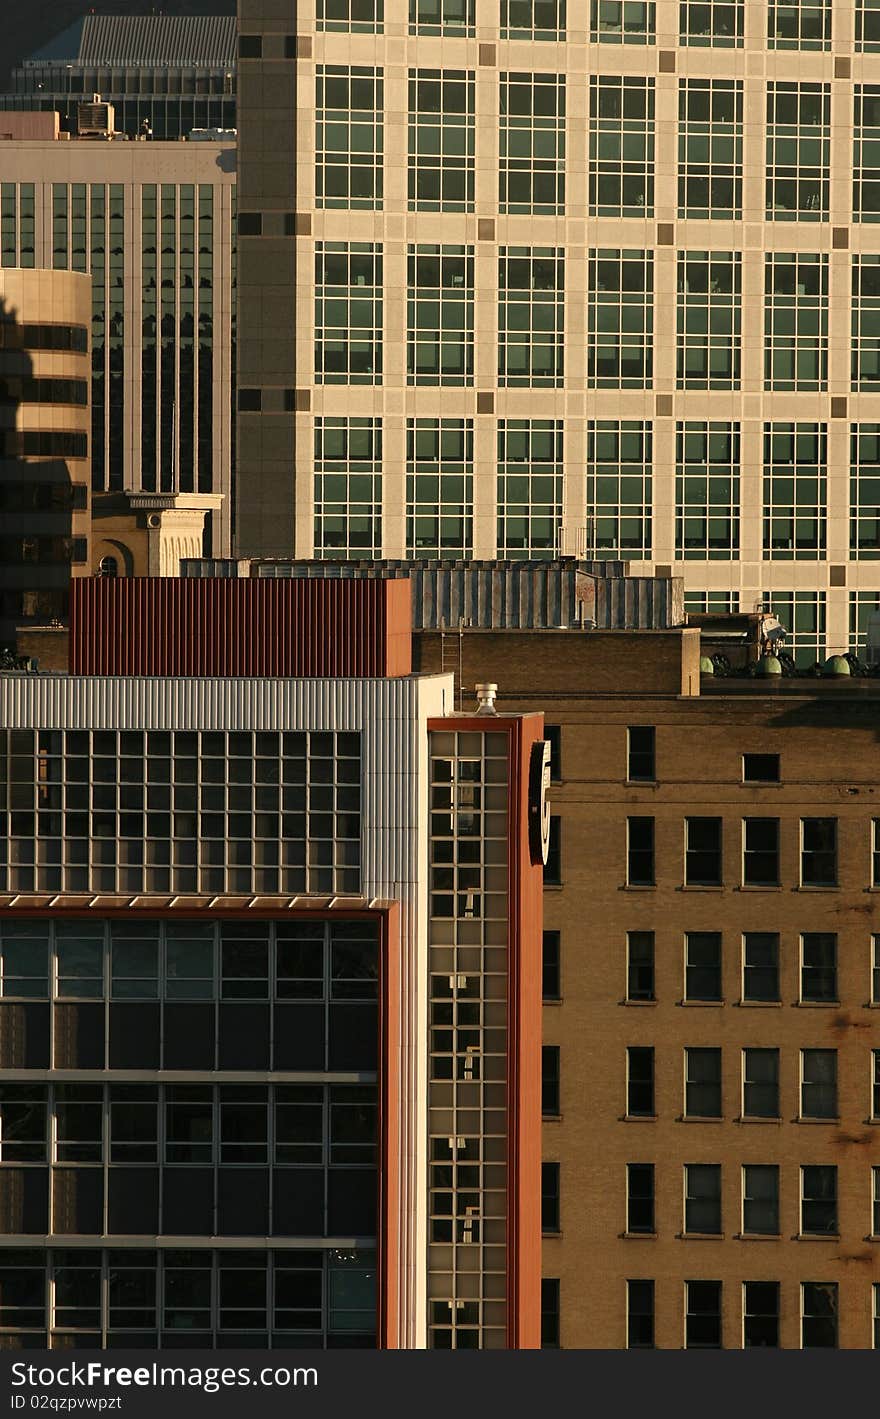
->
(528, 739, 552, 866)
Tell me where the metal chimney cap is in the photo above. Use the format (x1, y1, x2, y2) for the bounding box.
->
(475, 683, 498, 715)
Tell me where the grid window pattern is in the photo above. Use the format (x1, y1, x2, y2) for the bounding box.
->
(764, 591, 826, 665)
(850, 426, 880, 556)
(677, 83, 743, 220)
(684, 1164, 721, 1235)
(410, 0, 474, 35)
(766, 85, 829, 221)
(316, 68, 383, 210)
(408, 71, 474, 213)
(314, 418, 382, 559)
(852, 261, 880, 391)
(1, 184, 35, 268)
(764, 256, 828, 391)
(502, 0, 565, 39)
(849, 591, 880, 655)
(684, 592, 737, 613)
(763, 424, 827, 560)
(591, 1, 655, 42)
(589, 78, 655, 218)
(406, 419, 473, 558)
(627, 1280, 654, 1349)
(407, 246, 473, 386)
(318, 0, 384, 32)
(427, 730, 511, 1350)
(802, 1282, 837, 1347)
(768, 0, 830, 48)
(588, 251, 653, 389)
(676, 423, 740, 560)
(743, 933, 780, 1002)
(0, 731, 362, 897)
(586, 422, 652, 559)
(743, 1048, 779, 1118)
(0, 1248, 376, 1349)
(676, 252, 741, 388)
(744, 1282, 779, 1348)
(854, 89, 880, 223)
(496, 421, 563, 560)
(315, 244, 382, 386)
(498, 248, 564, 387)
(742, 1167, 779, 1237)
(679, 1, 743, 45)
(858, 0, 880, 50)
(499, 74, 565, 216)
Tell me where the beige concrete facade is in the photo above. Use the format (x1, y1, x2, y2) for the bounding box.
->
(237, 0, 880, 658)
(0, 139, 236, 556)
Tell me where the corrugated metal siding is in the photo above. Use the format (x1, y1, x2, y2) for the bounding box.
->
(76, 15, 238, 66)
(593, 576, 680, 630)
(69, 578, 412, 678)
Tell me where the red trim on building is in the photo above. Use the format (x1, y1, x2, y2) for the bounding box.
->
(69, 577, 412, 678)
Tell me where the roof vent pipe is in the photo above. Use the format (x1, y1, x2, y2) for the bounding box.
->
(475, 683, 497, 715)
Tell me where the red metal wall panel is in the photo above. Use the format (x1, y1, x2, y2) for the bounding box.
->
(69, 577, 412, 678)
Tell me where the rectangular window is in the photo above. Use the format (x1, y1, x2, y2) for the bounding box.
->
(685, 1280, 721, 1348)
(315, 242, 382, 385)
(675, 422, 740, 559)
(591, 0, 655, 41)
(500, 74, 565, 216)
(801, 933, 837, 1001)
(627, 932, 655, 1002)
(676, 253, 741, 387)
(497, 420, 563, 559)
(677, 85, 743, 220)
(742, 819, 780, 887)
(407, 245, 473, 386)
(679, 0, 743, 44)
(627, 1046, 654, 1116)
(685, 1047, 722, 1118)
(763, 423, 827, 559)
(742, 933, 780, 1002)
(545, 816, 561, 884)
(627, 727, 655, 782)
(744, 1281, 780, 1348)
(849, 589, 880, 656)
(742, 1166, 779, 1236)
(685, 933, 722, 1002)
(764, 257, 828, 391)
(764, 590, 826, 667)
(627, 817, 655, 886)
(801, 1049, 837, 1119)
(314, 418, 382, 558)
(801, 1165, 838, 1235)
(768, 0, 830, 48)
(406, 418, 473, 558)
(873, 936, 880, 1005)
(873, 1050, 880, 1118)
(801, 1282, 838, 1347)
(408, 71, 474, 212)
(543, 930, 561, 1000)
(851, 424, 880, 559)
(801, 820, 837, 887)
(743, 1048, 779, 1118)
(851, 262, 880, 393)
(767, 85, 830, 222)
(318, 0, 384, 33)
(410, 0, 475, 35)
(541, 1278, 560, 1347)
(588, 250, 653, 389)
(858, 0, 880, 50)
(589, 78, 655, 218)
(627, 1280, 654, 1349)
(498, 248, 564, 387)
(316, 67, 383, 210)
(855, 88, 880, 223)
(542, 1161, 560, 1232)
(586, 421, 653, 559)
(874, 1283, 880, 1348)
(627, 1163, 654, 1233)
(685, 817, 722, 886)
(545, 726, 562, 782)
(873, 1167, 880, 1235)
(542, 1044, 560, 1116)
(684, 1163, 721, 1235)
(685, 592, 738, 615)
(743, 754, 780, 783)
(502, 0, 565, 39)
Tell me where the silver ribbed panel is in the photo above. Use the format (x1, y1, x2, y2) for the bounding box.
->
(74, 15, 238, 67)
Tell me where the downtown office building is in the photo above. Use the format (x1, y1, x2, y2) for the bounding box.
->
(237, 0, 880, 665)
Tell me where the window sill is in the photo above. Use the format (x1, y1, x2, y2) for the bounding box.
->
(734, 1232, 781, 1241)
(677, 1232, 724, 1241)
(542, 1230, 561, 1239)
(795, 1234, 840, 1242)
(542, 996, 563, 1007)
(679, 885, 724, 891)
(735, 999, 783, 1008)
(796, 1116, 840, 1125)
(795, 885, 840, 892)
(543, 883, 563, 891)
(735, 1115, 782, 1124)
(622, 1231, 657, 1240)
(678, 999, 725, 1007)
(677, 1115, 723, 1123)
(622, 998, 658, 1007)
(626, 779, 657, 787)
(542, 1113, 562, 1122)
(794, 1000, 840, 1008)
(738, 884, 782, 892)
(622, 884, 656, 891)
(621, 1113, 658, 1122)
